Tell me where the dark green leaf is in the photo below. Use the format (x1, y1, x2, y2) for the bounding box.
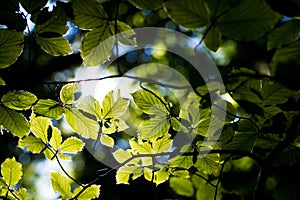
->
(204, 27, 222, 52)
(0, 106, 29, 137)
(195, 154, 220, 176)
(0, 77, 5, 86)
(33, 99, 64, 119)
(217, 0, 281, 41)
(164, 0, 209, 29)
(72, 0, 107, 30)
(20, 0, 48, 14)
(0, 29, 23, 69)
(0, 11, 26, 31)
(129, 0, 163, 10)
(1, 91, 37, 110)
(35, 36, 72, 56)
(268, 20, 300, 50)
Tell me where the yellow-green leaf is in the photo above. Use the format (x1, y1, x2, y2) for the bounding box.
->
(154, 167, 170, 185)
(0, 29, 23, 69)
(113, 149, 132, 163)
(169, 177, 194, 197)
(60, 83, 80, 105)
(152, 134, 172, 153)
(77, 95, 101, 120)
(0, 77, 5, 86)
(0, 106, 30, 137)
(35, 36, 72, 56)
(33, 99, 64, 119)
(138, 117, 170, 140)
(18, 136, 46, 153)
(49, 127, 62, 150)
(1, 157, 22, 186)
(15, 188, 28, 200)
(116, 166, 135, 184)
(1, 91, 37, 110)
(100, 134, 114, 148)
(101, 90, 129, 119)
(72, 185, 100, 200)
(30, 116, 51, 142)
(64, 107, 99, 139)
(50, 172, 72, 198)
(72, 0, 107, 30)
(60, 137, 84, 154)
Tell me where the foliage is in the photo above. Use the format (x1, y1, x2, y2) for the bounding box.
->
(0, 0, 300, 199)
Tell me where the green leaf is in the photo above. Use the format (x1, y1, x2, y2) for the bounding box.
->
(34, 7, 68, 35)
(33, 99, 64, 119)
(204, 27, 222, 52)
(60, 137, 84, 153)
(109, 21, 136, 46)
(129, 0, 163, 10)
(102, 118, 128, 134)
(20, 0, 48, 14)
(224, 132, 257, 152)
(169, 155, 193, 169)
(0, 106, 30, 137)
(169, 177, 194, 197)
(80, 25, 114, 66)
(154, 167, 170, 185)
(132, 89, 168, 115)
(138, 117, 170, 140)
(0, 29, 23, 69)
(164, 0, 208, 29)
(15, 188, 29, 200)
(72, 0, 107, 30)
(101, 90, 129, 119)
(113, 149, 132, 163)
(0, 177, 6, 187)
(73, 185, 100, 200)
(49, 127, 62, 150)
(217, 0, 281, 41)
(18, 136, 46, 153)
(60, 83, 80, 105)
(152, 134, 172, 153)
(77, 95, 101, 120)
(0, 77, 5, 86)
(35, 36, 72, 56)
(64, 107, 99, 139)
(1, 157, 22, 186)
(50, 172, 72, 198)
(195, 154, 220, 176)
(268, 20, 300, 50)
(1, 91, 37, 110)
(100, 134, 114, 148)
(116, 166, 137, 184)
(271, 39, 300, 70)
(129, 139, 152, 154)
(30, 116, 51, 142)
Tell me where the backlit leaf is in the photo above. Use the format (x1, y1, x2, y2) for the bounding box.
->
(116, 166, 138, 184)
(35, 36, 72, 56)
(195, 154, 220, 176)
(73, 185, 100, 200)
(113, 149, 132, 163)
(15, 188, 28, 200)
(138, 117, 170, 140)
(217, 0, 281, 41)
(1, 157, 22, 186)
(154, 167, 170, 185)
(132, 89, 168, 115)
(100, 134, 114, 148)
(129, 0, 163, 10)
(72, 0, 107, 30)
(49, 127, 62, 150)
(102, 118, 128, 134)
(80, 25, 114, 66)
(129, 139, 152, 154)
(18, 136, 46, 153)
(60, 137, 84, 153)
(164, 0, 208, 29)
(77, 95, 101, 120)
(33, 99, 64, 119)
(152, 134, 172, 153)
(0, 106, 30, 137)
(101, 90, 129, 119)
(30, 116, 51, 142)
(64, 107, 99, 139)
(50, 172, 72, 198)
(169, 177, 194, 197)
(109, 21, 136, 46)
(1, 91, 37, 110)
(0, 29, 23, 69)
(60, 83, 80, 105)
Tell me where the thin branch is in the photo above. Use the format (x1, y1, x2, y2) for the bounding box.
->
(214, 156, 231, 200)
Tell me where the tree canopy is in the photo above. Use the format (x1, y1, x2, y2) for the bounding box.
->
(0, 0, 300, 199)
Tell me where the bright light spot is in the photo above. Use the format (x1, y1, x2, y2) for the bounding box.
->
(19, 3, 35, 35)
(152, 42, 167, 58)
(34, 159, 73, 200)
